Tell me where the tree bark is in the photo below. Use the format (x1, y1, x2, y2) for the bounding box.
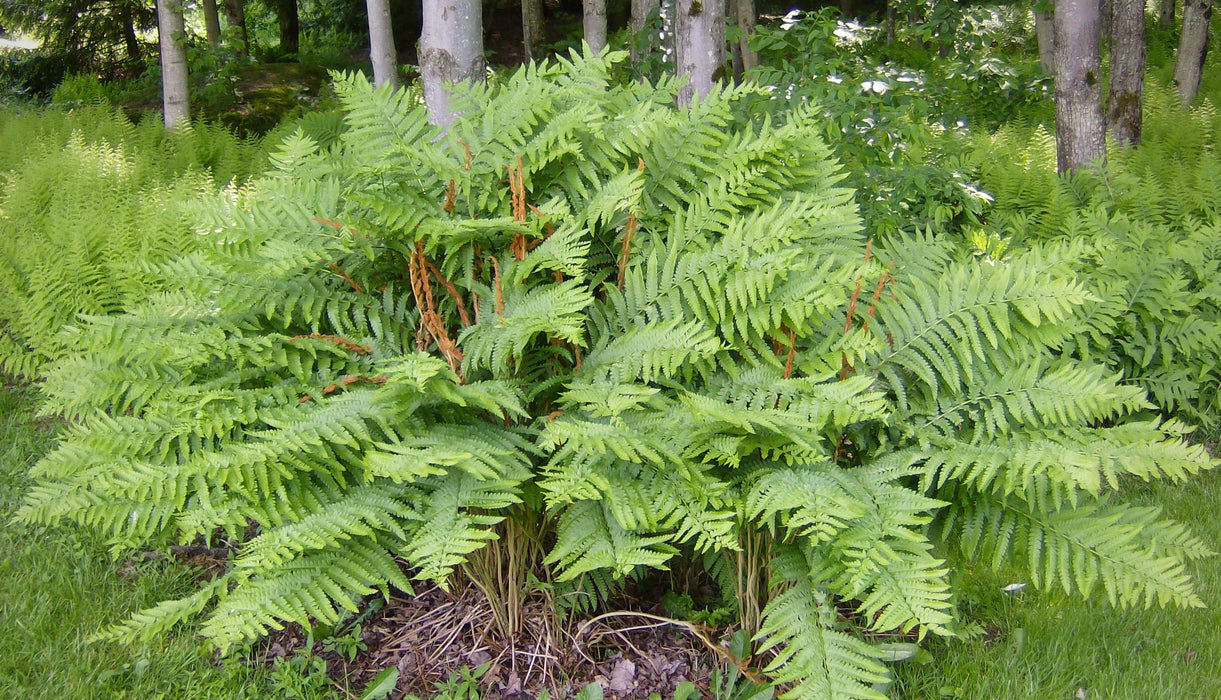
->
(1160, 0, 1176, 31)
(675, 0, 726, 106)
(1035, 7, 1055, 72)
(522, 0, 544, 60)
(222, 0, 249, 56)
(584, 0, 608, 54)
(1099, 0, 1113, 41)
(121, 4, 144, 63)
(735, 0, 757, 74)
(157, 0, 190, 129)
(419, 0, 485, 126)
(1174, 0, 1213, 103)
(1054, 0, 1106, 173)
(631, 0, 661, 65)
(1107, 0, 1145, 145)
(367, 0, 398, 88)
(276, 0, 299, 55)
(886, 1, 897, 44)
(203, 0, 221, 49)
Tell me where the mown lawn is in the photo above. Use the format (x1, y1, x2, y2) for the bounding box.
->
(0, 384, 266, 699)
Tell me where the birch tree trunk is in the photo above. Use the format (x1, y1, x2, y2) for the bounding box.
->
(1054, 0, 1106, 173)
(367, 0, 398, 88)
(1035, 6, 1055, 72)
(157, 0, 190, 129)
(1174, 0, 1213, 103)
(584, 0, 608, 54)
(1107, 0, 1145, 145)
(631, 0, 661, 65)
(675, 0, 725, 106)
(523, 0, 544, 61)
(1160, 0, 1176, 30)
(420, 0, 485, 126)
(222, 0, 249, 56)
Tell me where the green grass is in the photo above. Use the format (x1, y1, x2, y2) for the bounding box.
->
(0, 384, 267, 699)
(892, 471, 1221, 700)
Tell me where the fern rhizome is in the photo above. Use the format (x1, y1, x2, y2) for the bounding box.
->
(17, 53, 1216, 699)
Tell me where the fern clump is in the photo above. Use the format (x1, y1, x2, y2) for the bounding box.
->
(0, 104, 268, 378)
(19, 53, 1215, 699)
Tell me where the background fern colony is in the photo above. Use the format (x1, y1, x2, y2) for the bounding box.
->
(18, 54, 1215, 698)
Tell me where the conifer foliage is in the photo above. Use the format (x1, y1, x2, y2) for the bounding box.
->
(17, 54, 1215, 698)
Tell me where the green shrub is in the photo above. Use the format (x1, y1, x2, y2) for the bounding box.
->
(17, 53, 1214, 700)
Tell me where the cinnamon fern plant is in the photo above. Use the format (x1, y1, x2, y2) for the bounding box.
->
(18, 53, 1215, 699)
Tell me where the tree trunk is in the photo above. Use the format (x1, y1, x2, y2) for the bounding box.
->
(1107, 0, 1145, 145)
(121, 5, 144, 63)
(1174, 0, 1213, 103)
(675, 0, 725, 106)
(419, 0, 485, 126)
(735, 0, 757, 74)
(157, 0, 190, 129)
(1035, 7, 1055, 72)
(203, 0, 221, 49)
(584, 0, 608, 54)
(1099, 0, 1113, 41)
(728, 0, 743, 81)
(840, 0, 854, 19)
(276, 0, 300, 55)
(367, 0, 398, 88)
(886, 1, 897, 44)
(523, 0, 544, 60)
(222, 0, 249, 56)
(631, 0, 661, 65)
(1054, 0, 1106, 173)
(1160, 0, 1175, 31)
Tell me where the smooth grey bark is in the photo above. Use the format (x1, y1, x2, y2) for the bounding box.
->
(1107, 0, 1145, 145)
(523, 0, 544, 60)
(631, 0, 661, 65)
(1035, 7, 1055, 72)
(222, 0, 248, 56)
(203, 0, 221, 49)
(1054, 0, 1106, 173)
(419, 0, 485, 126)
(367, 0, 398, 88)
(1174, 0, 1213, 103)
(735, 0, 758, 74)
(675, 0, 725, 106)
(157, 0, 190, 129)
(1160, 0, 1175, 31)
(584, 0, 607, 53)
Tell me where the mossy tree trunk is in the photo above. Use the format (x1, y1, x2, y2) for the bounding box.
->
(1054, 0, 1106, 173)
(1174, 0, 1213, 103)
(367, 0, 398, 88)
(157, 0, 190, 129)
(1107, 0, 1145, 146)
(420, 0, 485, 126)
(675, 0, 725, 106)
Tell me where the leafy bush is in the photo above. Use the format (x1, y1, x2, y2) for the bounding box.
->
(17, 53, 1215, 699)
(0, 104, 269, 378)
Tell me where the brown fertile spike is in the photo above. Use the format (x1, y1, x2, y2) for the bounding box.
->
(783, 327, 796, 379)
(490, 256, 505, 317)
(617, 211, 638, 290)
(424, 259, 473, 327)
(328, 264, 364, 294)
(288, 333, 372, 355)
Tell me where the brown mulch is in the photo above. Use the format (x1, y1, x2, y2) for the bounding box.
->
(253, 581, 723, 699)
